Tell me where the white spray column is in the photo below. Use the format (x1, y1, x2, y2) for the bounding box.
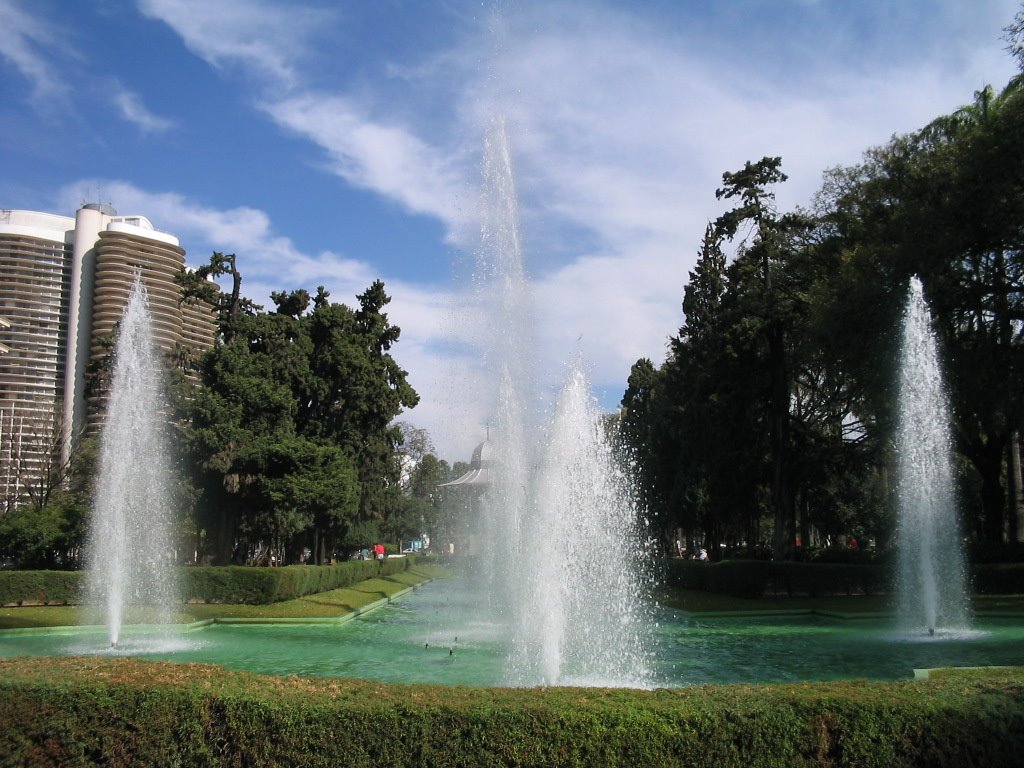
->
(85, 276, 177, 646)
(895, 277, 970, 635)
(470, 116, 651, 686)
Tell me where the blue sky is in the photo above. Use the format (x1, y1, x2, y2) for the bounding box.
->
(0, 0, 1019, 461)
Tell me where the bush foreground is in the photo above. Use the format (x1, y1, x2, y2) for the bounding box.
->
(1, 658, 1022, 767)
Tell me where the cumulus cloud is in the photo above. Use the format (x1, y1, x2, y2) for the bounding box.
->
(57, 179, 377, 295)
(455, 1, 1020, 403)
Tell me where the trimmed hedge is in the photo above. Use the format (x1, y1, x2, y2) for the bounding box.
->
(181, 558, 415, 604)
(667, 558, 1024, 599)
(0, 570, 79, 606)
(0, 558, 415, 607)
(973, 563, 1024, 595)
(665, 559, 889, 598)
(663, 561, 1024, 602)
(1, 658, 1022, 767)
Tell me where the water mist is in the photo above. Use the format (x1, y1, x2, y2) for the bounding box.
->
(470, 117, 651, 686)
(85, 277, 178, 646)
(894, 276, 970, 635)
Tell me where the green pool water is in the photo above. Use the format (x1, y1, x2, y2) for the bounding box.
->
(2, 579, 1022, 687)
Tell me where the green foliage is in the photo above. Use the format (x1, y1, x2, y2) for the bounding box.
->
(972, 563, 1024, 595)
(390, 440, 453, 544)
(0, 570, 80, 606)
(665, 560, 889, 599)
(624, 55, 1024, 556)
(0, 500, 83, 570)
(814, 74, 1024, 543)
(179, 258, 418, 564)
(2, 659, 1022, 767)
(183, 558, 413, 604)
(0, 560, 414, 607)
(1007, 5, 1024, 72)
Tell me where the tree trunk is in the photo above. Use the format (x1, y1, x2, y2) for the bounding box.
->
(213, 506, 238, 566)
(746, 516, 758, 558)
(1007, 431, 1023, 543)
(769, 322, 795, 560)
(974, 441, 1006, 544)
(798, 491, 810, 554)
(708, 523, 722, 561)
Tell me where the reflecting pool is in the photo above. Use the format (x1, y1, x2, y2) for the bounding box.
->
(2, 578, 1022, 687)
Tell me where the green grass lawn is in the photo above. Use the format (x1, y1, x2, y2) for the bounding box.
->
(0, 563, 448, 629)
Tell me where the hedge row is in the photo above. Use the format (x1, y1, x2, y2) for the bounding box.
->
(0, 569, 80, 606)
(182, 557, 414, 604)
(1, 658, 1022, 767)
(0, 558, 415, 607)
(973, 563, 1024, 595)
(665, 559, 889, 598)
(666, 559, 1024, 598)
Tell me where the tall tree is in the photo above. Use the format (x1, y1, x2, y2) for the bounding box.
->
(812, 73, 1024, 543)
(178, 258, 419, 563)
(714, 157, 808, 559)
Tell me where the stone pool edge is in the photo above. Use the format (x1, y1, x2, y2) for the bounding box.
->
(674, 607, 1024, 620)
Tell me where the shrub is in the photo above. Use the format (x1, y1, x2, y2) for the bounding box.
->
(184, 558, 414, 604)
(706, 560, 771, 598)
(0, 570, 82, 606)
(970, 541, 1024, 564)
(805, 546, 882, 565)
(664, 559, 889, 598)
(972, 563, 1024, 595)
(0, 559, 416, 606)
(1, 659, 1022, 767)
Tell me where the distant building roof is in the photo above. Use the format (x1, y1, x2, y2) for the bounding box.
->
(438, 437, 492, 488)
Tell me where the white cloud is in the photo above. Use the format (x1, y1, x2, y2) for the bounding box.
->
(55, 179, 473, 456)
(458, 1, 1020, 410)
(117, 0, 1024, 458)
(111, 85, 176, 133)
(57, 179, 375, 294)
(0, 0, 69, 108)
(136, 0, 336, 88)
(262, 94, 473, 241)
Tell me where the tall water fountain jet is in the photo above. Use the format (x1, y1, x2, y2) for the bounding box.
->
(474, 115, 533, 619)
(85, 277, 178, 646)
(470, 117, 651, 685)
(508, 361, 651, 686)
(895, 277, 970, 635)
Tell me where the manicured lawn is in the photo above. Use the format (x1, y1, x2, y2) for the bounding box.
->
(0, 563, 448, 629)
(0, 604, 81, 629)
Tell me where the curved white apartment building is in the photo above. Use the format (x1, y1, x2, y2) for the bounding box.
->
(0, 204, 216, 511)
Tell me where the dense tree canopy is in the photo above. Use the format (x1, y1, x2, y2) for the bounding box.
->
(622, 57, 1024, 560)
(180, 267, 418, 565)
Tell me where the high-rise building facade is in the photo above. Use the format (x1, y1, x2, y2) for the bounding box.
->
(0, 210, 74, 508)
(0, 205, 216, 511)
